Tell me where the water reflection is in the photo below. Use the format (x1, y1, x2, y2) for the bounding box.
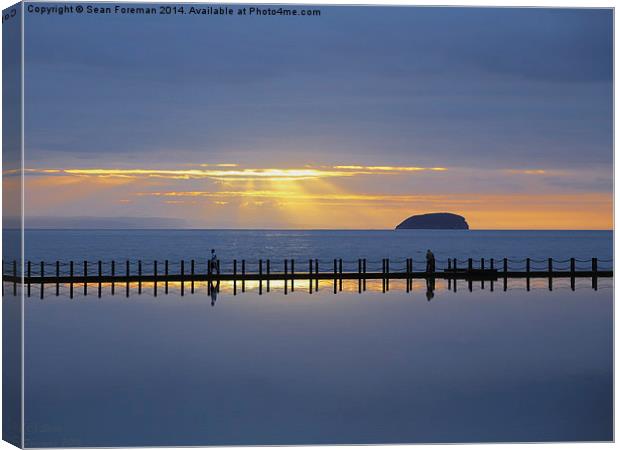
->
(6, 276, 612, 303)
(426, 277, 436, 301)
(24, 277, 613, 446)
(209, 280, 220, 306)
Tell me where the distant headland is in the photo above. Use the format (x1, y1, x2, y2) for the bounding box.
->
(395, 213, 469, 230)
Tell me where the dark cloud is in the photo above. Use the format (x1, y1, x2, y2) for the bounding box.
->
(24, 5, 612, 170)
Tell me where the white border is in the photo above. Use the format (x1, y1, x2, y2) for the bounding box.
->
(0, 1, 616, 450)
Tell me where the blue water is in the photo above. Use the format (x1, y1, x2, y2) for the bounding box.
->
(16, 230, 614, 445)
(22, 229, 613, 264)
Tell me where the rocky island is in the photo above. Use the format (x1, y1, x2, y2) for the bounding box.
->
(395, 213, 469, 230)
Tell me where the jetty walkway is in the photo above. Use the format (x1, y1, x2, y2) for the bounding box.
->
(0, 256, 613, 298)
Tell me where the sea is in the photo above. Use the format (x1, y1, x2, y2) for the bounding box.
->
(5, 229, 614, 446)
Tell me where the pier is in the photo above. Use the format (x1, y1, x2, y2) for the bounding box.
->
(0, 257, 612, 298)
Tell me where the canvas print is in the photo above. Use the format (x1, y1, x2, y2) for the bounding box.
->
(2, 2, 614, 447)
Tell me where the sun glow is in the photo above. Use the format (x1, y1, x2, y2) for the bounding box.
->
(19, 163, 612, 230)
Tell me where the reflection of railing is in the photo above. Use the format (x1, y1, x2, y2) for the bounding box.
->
(1, 257, 613, 299)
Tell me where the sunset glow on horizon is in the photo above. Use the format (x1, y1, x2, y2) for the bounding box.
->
(20, 163, 612, 230)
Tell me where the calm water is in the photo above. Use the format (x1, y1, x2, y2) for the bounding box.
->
(15, 230, 615, 445)
(23, 278, 613, 446)
(22, 229, 613, 263)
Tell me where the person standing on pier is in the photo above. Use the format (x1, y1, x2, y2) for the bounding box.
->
(426, 249, 435, 273)
(210, 249, 218, 274)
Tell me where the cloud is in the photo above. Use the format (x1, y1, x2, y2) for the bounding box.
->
(22, 165, 449, 181)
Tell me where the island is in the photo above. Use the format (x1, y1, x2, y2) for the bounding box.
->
(395, 213, 469, 230)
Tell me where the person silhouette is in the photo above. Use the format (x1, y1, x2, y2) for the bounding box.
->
(210, 249, 218, 274)
(426, 249, 435, 273)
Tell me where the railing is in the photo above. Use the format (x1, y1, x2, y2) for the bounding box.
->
(1, 256, 612, 299)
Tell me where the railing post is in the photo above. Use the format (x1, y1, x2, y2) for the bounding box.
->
(526, 258, 530, 274)
(333, 258, 337, 294)
(503, 258, 508, 273)
(111, 260, 116, 295)
(191, 259, 195, 293)
(154, 260, 158, 297)
(291, 259, 295, 292)
(592, 257, 598, 275)
(165, 260, 169, 294)
(447, 259, 452, 270)
(357, 258, 362, 293)
(382, 258, 386, 293)
(284, 259, 288, 295)
(266, 259, 270, 292)
(490, 258, 494, 270)
(27, 261, 31, 297)
(83, 260, 88, 295)
(406, 258, 410, 293)
(13, 260, 17, 296)
(98, 260, 102, 298)
(180, 260, 185, 296)
(138, 260, 142, 294)
(309, 259, 313, 293)
(259, 259, 263, 278)
(242, 259, 246, 292)
(126, 260, 130, 297)
(468, 258, 472, 271)
(363, 258, 367, 291)
(40, 261, 44, 299)
(314, 259, 319, 291)
(547, 258, 553, 291)
(592, 257, 598, 291)
(233, 259, 238, 295)
(70, 261, 74, 298)
(481, 258, 484, 270)
(570, 257, 576, 291)
(55, 261, 60, 296)
(338, 258, 343, 292)
(526, 258, 530, 291)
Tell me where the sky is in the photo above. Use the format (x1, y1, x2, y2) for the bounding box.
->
(19, 5, 613, 229)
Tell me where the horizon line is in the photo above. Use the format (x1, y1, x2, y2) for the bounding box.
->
(14, 227, 614, 232)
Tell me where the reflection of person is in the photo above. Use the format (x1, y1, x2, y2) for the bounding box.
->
(425, 249, 435, 273)
(210, 280, 220, 306)
(425, 277, 435, 301)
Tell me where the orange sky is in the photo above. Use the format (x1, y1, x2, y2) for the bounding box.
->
(18, 164, 613, 230)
